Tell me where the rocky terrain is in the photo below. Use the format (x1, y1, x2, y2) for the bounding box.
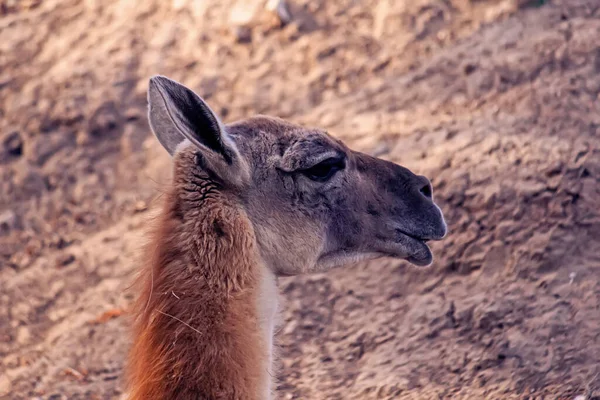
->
(1, 0, 600, 398)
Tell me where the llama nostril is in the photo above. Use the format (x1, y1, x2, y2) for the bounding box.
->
(420, 181, 433, 199)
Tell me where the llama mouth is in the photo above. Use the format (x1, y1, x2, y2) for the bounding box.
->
(393, 229, 434, 267)
(316, 226, 443, 270)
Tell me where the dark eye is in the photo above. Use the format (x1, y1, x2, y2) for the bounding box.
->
(301, 157, 345, 182)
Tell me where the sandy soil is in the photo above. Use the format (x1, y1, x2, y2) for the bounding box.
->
(1, 0, 600, 399)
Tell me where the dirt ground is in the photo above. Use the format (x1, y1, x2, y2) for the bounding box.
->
(1, 0, 600, 399)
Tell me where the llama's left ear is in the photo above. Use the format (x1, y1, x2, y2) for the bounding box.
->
(147, 75, 249, 187)
(147, 75, 235, 162)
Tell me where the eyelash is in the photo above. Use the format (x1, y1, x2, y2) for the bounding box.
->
(300, 157, 346, 182)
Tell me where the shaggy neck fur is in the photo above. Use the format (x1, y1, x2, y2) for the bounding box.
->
(127, 175, 277, 400)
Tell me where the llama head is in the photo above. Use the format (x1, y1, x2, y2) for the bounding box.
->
(148, 76, 447, 276)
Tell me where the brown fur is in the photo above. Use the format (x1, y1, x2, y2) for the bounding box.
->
(127, 153, 269, 400)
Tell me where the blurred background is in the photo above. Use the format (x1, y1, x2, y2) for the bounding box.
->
(1, 0, 600, 398)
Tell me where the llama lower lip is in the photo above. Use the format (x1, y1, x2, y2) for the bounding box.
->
(394, 230, 433, 266)
(406, 246, 433, 266)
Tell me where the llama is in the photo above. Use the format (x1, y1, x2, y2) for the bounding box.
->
(126, 76, 447, 399)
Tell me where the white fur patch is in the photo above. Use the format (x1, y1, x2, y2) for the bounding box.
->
(257, 264, 278, 400)
(174, 138, 193, 155)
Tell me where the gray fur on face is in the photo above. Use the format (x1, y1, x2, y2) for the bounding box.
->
(224, 116, 446, 274)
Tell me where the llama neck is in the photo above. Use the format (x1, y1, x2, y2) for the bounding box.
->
(127, 190, 278, 400)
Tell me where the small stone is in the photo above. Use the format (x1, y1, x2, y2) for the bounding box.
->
(56, 253, 75, 267)
(0, 210, 18, 232)
(265, 0, 292, 25)
(234, 26, 252, 43)
(0, 375, 11, 396)
(16, 326, 31, 344)
(4, 131, 23, 156)
(134, 200, 148, 213)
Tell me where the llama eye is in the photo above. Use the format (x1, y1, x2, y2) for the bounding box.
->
(301, 157, 345, 182)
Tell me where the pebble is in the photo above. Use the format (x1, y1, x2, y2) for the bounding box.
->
(56, 253, 75, 267)
(0, 210, 18, 232)
(16, 326, 31, 345)
(234, 26, 252, 43)
(134, 200, 147, 213)
(0, 375, 11, 396)
(4, 131, 23, 156)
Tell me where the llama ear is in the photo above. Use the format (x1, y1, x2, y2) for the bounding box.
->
(147, 75, 234, 162)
